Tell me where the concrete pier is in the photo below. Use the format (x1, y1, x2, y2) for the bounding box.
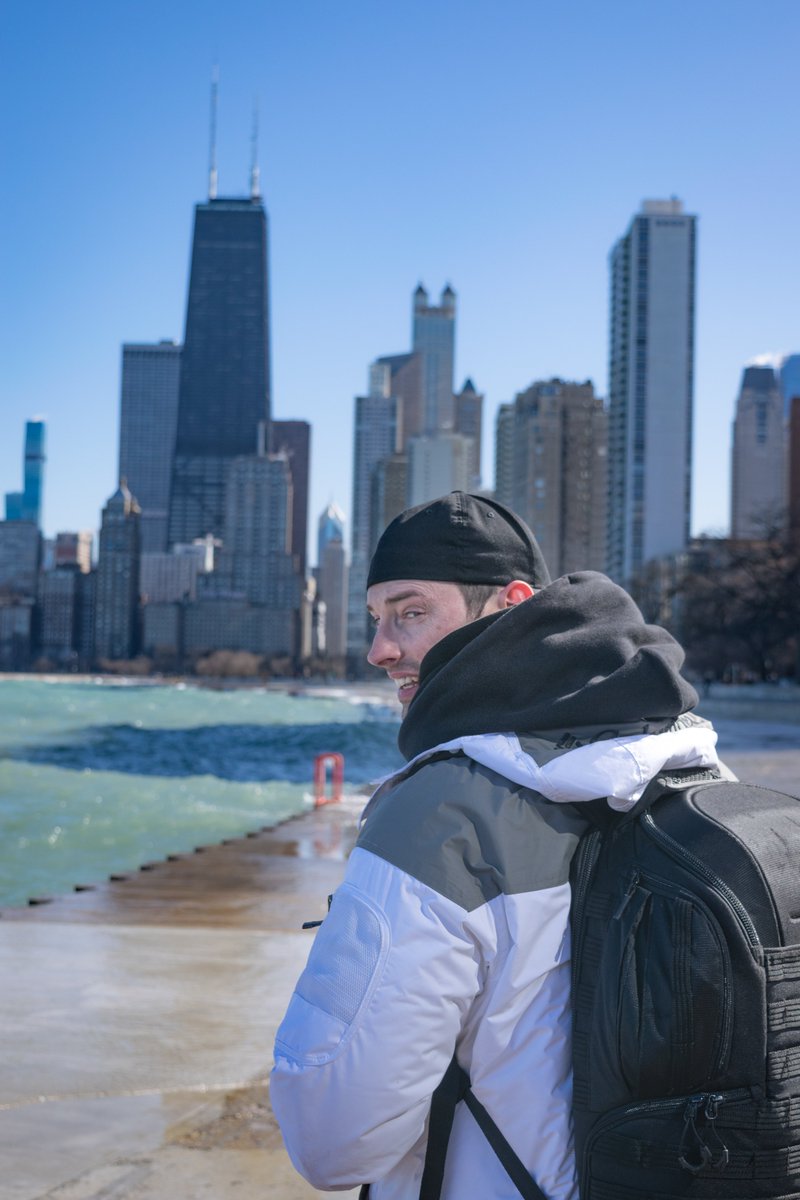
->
(0, 797, 365, 1200)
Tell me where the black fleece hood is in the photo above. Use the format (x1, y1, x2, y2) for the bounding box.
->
(398, 571, 698, 761)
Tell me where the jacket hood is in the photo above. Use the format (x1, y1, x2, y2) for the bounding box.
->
(398, 571, 698, 761)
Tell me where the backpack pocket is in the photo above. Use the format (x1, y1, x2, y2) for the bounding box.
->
(591, 871, 733, 1107)
(582, 1088, 800, 1200)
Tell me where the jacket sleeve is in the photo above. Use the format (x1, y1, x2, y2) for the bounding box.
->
(270, 844, 485, 1191)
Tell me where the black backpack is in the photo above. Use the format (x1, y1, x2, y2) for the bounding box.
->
(418, 769, 800, 1200)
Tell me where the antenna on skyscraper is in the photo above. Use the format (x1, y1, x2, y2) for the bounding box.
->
(250, 97, 261, 200)
(208, 66, 219, 200)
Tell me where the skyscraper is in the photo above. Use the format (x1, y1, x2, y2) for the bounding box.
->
(347, 368, 400, 659)
(0, 520, 41, 595)
(317, 502, 348, 660)
(789, 397, 800, 535)
(780, 354, 800, 421)
(607, 199, 697, 582)
(119, 341, 182, 552)
(271, 419, 311, 575)
(168, 195, 271, 545)
(346, 284, 481, 662)
(374, 352, 423, 448)
(730, 365, 786, 538)
(412, 284, 456, 432)
(119, 342, 181, 550)
(407, 432, 473, 507)
(94, 483, 141, 661)
(495, 378, 607, 577)
(221, 454, 297, 610)
(5, 420, 45, 525)
(454, 378, 484, 489)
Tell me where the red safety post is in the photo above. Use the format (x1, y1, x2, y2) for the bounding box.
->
(313, 752, 345, 807)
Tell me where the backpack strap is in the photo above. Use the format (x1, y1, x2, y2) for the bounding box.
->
(419, 1058, 548, 1200)
(616, 765, 724, 826)
(419, 1057, 470, 1198)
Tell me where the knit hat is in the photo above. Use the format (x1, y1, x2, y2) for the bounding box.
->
(367, 492, 551, 590)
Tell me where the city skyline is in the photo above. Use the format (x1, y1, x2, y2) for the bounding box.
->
(3, 2, 799, 552)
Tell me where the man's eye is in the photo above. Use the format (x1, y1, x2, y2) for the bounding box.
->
(402, 609, 423, 619)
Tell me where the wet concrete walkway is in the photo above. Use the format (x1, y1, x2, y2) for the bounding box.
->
(0, 797, 365, 1200)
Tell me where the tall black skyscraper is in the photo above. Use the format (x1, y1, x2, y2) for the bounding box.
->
(168, 195, 271, 545)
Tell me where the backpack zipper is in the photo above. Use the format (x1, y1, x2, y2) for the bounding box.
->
(642, 811, 760, 947)
(584, 1088, 750, 1181)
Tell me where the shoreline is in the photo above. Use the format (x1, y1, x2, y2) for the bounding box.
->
(1, 670, 796, 708)
(0, 670, 399, 702)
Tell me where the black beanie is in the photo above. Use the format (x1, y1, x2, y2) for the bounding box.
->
(367, 492, 551, 590)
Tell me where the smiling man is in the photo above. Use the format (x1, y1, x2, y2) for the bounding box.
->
(366, 578, 533, 713)
(271, 492, 723, 1199)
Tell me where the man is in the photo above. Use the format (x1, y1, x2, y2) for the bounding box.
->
(271, 492, 723, 1198)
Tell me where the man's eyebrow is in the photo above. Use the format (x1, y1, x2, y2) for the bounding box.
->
(367, 588, 425, 612)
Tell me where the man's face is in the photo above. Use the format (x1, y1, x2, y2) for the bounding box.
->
(366, 579, 485, 713)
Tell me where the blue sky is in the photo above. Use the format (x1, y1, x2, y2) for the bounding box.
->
(2, 0, 798, 554)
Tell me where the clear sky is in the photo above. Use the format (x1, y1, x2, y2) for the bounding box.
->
(2, 0, 798, 556)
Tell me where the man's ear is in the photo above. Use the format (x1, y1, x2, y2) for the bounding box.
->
(499, 580, 535, 608)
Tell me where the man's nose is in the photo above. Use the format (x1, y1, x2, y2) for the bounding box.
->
(367, 623, 401, 668)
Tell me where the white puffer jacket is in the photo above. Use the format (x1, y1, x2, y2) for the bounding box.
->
(271, 718, 725, 1198)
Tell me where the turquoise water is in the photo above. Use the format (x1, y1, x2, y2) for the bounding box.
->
(0, 678, 401, 908)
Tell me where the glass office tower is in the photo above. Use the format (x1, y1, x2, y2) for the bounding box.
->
(168, 197, 271, 545)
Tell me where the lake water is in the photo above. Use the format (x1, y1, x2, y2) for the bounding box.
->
(0, 678, 401, 908)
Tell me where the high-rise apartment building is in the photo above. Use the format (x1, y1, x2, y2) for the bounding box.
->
(5, 420, 45, 525)
(412, 284, 456, 432)
(495, 379, 607, 577)
(119, 341, 182, 552)
(221, 454, 298, 611)
(0, 521, 41, 595)
(94, 483, 141, 661)
(38, 569, 81, 664)
(607, 199, 696, 582)
(271, 419, 311, 575)
(730, 365, 786, 538)
(168, 196, 271, 545)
